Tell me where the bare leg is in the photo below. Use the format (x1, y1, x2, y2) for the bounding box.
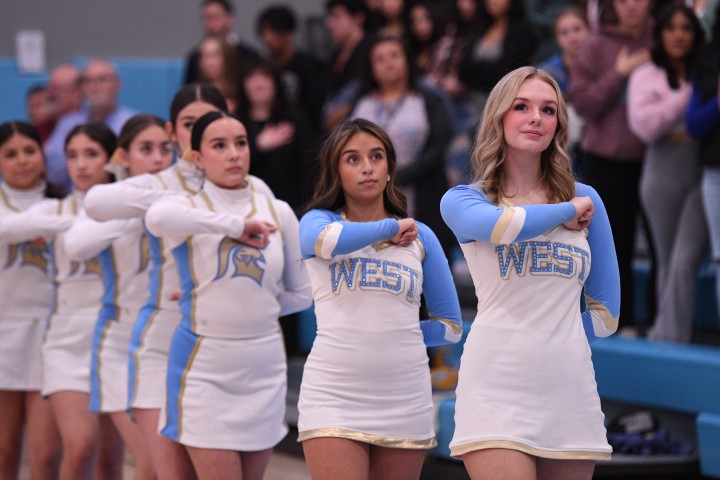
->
(368, 445, 426, 480)
(537, 457, 595, 480)
(0, 391, 23, 480)
(133, 408, 196, 480)
(50, 391, 99, 480)
(95, 414, 124, 480)
(302, 438, 370, 480)
(109, 411, 156, 480)
(185, 447, 241, 480)
(239, 449, 272, 480)
(24, 392, 60, 480)
(462, 448, 537, 480)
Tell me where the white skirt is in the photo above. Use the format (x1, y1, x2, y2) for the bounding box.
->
(297, 331, 436, 449)
(90, 306, 134, 413)
(42, 310, 97, 396)
(449, 322, 611, 460)
(159, 325, 288, 450)
(128, 306, 181, 409)
(0, 317, 46, 391)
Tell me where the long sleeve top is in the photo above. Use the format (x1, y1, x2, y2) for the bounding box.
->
(299, 210, 463, 347)
(0, 191, 103, 314)
(0, 182, 53, 320)
(627, 62, 692, 144)
(84, 159, 275, 314)
(145, 180, 311, 339)
(568, 24, 652, 161)
(685, 43, 720, 166)
(441, 183, 620, 342)
(64, 213, 150, 325)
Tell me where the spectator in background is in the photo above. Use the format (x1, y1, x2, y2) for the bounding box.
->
(184, 0, 259, 84)
(376, 0, 409, 37)
(538, 7, 591, 154)
(44, 59, 137, 193)
(26, 85, 54, 142)
(256, 4, 327, 135)
(628, 5, 706, 344)
(322, 0, 373, 131)
(457, 0, 537, 101)
(424, 0, 482, 186)
(197, 35, 240, 112)
(34, 65, 84, 146)
(407, 1, 446, 74)
(349, 35, 455, 254)
(236, 59, 312, 220)
(539, 7, 591, 95)
(686, 0, 720, 337)
(46, 65, 84, 127)
(568, 0, 653, 332)
(524, 0, 578, 62)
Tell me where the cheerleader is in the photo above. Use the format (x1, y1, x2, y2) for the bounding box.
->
(440, 67, 620, 480)
(83, 84, 273, 480)
(64, 115, 174, 480)
(297, 118, 462, 480)
(145, 111, 312, 480)
(1, 122, 124, 479)
(0, 122, 61, 479)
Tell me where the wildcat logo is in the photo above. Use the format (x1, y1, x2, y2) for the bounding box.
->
(215, 237, 266, 285)
(69, 257, 102, 277)
(5, 239, 49, 272)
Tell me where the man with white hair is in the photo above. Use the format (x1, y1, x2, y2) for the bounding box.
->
(45, 59, 137, 192)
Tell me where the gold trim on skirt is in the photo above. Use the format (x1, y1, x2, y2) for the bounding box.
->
(298, 427, 437, 449)
(451, 439, 611, 461)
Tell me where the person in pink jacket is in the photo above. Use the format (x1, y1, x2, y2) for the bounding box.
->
(627, 4, 707, 343)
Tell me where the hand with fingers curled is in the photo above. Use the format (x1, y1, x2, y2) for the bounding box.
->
(391, 218, 419, 247)
(615, 46, 651, 77)
(564, 196, 595, 231)
(237, 219, 278, 249)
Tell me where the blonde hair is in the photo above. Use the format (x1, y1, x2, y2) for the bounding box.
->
(470, 66, 575, 204)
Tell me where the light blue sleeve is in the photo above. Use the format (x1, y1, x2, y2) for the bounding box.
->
(417, 223, 463, 346)
(577, 183, 620, 343)
(299, 209, 400, 260)
(440, 185, 577, 244)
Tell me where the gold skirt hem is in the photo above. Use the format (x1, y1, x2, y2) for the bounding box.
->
(297, 427, 437, 449)
(450, 439, 611, 461)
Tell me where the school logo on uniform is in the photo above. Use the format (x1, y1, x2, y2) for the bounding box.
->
(215, 237, 266, 285)
(4, 239, 49, 272)
(495, 241, 590, 283)
(69, 257, 102, 277)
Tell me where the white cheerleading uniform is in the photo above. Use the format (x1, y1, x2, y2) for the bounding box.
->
(0, 182, 53, 390)
(145, 179, 312, 450)
(2, 192, 103, 397)
(297, 210, 462, 448)
(440, 183, 620, 461)
(64, 213, 150, 413)
(85, 159, 273, 409)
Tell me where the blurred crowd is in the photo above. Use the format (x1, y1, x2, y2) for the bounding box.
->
(18, 0, 720, 343)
